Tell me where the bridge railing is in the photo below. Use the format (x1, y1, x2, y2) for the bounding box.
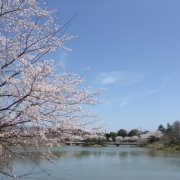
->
(65, 141, 141, 146)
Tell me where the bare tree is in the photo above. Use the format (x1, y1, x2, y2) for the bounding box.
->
(172, 120, 180, 141)
(0, 0, 103, 179)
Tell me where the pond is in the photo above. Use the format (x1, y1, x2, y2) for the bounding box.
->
(0, 145, 180, 180)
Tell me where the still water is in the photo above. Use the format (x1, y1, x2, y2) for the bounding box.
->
(1, 145, 180, 180)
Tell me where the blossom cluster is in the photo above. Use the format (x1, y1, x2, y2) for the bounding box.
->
(0, 1, 103, 179)
(114, 136, 139, 142)
(139, 131, 163, 143)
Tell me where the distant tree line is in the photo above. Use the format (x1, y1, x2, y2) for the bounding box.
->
(157, 120, 180, 146)
(105, 129, 138, 142)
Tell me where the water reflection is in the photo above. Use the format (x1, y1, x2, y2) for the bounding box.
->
(119, 151, 128, 157)
(2, 146, 180, 161)
(1, 146, 180, 180)
(52, 150, 118, 159)
(129, 151, 141, 156)
(53, 151, 89, 159)
(105, 152, 117, 157)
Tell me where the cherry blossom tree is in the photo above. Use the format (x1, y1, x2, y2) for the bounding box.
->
(131, 136, 139, 142)
(115, 136, 123, 142)
(139, 131, 163, 143)
(123, 137, 131, 142)
(0, 0, 103, 179)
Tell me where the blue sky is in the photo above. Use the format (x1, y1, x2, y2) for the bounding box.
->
(48, 0, 180, 132)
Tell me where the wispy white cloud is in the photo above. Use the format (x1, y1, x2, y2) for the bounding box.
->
(162, 73, 176, 86)
(96, 71, 124, 84)
(58, 49, 68, 66)
(118, 96, 132, 107)
(118, 73, 177, 107)
(96, 71, 144, 85)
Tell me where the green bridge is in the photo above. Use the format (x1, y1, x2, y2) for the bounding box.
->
(65, 141, 141, 147)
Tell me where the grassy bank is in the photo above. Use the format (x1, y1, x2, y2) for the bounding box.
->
(144, 141, 180, 151)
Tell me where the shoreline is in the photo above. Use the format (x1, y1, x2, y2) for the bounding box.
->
(137, 141, 180, 151)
